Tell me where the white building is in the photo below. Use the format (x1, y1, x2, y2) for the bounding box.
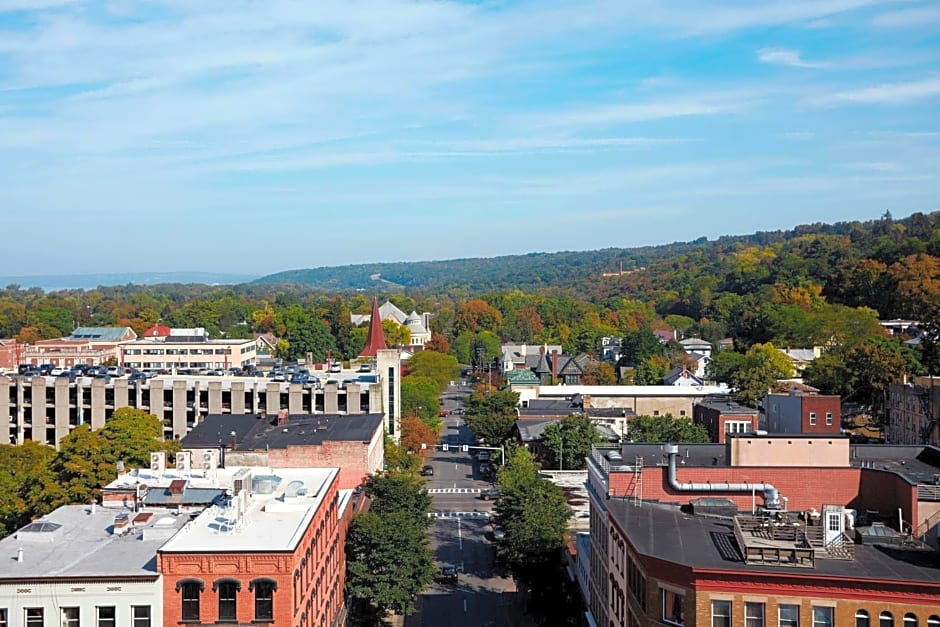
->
(0, 504, 186, 627)
(351, 301, 432, 347)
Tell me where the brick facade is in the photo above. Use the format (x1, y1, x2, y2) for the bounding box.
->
(158, 475, 348, 627)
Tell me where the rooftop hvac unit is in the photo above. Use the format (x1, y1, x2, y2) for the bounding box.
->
(232, 468, 252, 496)
(150, 451, 166, 474)
(202, 449, 218, 472)
(175, 451, 191, 473)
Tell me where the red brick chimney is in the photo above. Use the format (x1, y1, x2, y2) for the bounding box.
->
(277, 408, 289, 426)
(551, 350, 558, 382)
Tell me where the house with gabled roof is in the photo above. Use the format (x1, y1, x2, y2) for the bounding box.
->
(351, 300, 432, 347)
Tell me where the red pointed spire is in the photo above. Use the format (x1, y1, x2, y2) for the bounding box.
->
(359, 296, 388, 357)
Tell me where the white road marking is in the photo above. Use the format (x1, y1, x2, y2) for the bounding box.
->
(458, 518, 462, 550)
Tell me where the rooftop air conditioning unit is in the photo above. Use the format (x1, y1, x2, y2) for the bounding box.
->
(201, 450, 217, 472)
(232, 468, 252, 496)
(150, 451, 166, 474)
(175, 451, 191, 472)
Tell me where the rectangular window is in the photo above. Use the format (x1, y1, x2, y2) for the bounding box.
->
(218, 581, 238, 621)
(25, 608, 43, 627)
(181, 582, 201, 622)
(96, 607, 115, 627)
(826, 412, 833, 426)
(254, 581, 275, 621)
(62, 608, 80, 627)
(746, 602, 765, 627)
(0, 608, 7, 627)
(712, 600, 732, 627)
(809, 412, 817, 426)
(813, 607, 834, 627)
(780, 605, 800, 627)
(661, 588, 684, 626)
(132, 606, 151, 627)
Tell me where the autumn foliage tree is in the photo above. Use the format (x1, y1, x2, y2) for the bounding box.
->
(401, 416, 439, 457)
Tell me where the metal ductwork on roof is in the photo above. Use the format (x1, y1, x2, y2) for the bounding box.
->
(665, 444, 781, 509)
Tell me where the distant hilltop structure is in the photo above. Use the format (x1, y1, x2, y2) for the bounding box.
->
(601, 262, 645, 278)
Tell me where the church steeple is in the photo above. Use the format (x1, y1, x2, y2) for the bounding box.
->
(359, 296, 388, 357)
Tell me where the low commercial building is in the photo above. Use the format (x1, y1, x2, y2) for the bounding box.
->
(0, 349, 402, 447)
(181, 411, 385, 489)
(520, 385, 730, 422)
(20, 326, 138, 367)
(158, 467, 350, 627)
(886, 376, 940, 446)
(122, 332, 257, 372)
(0, 503, 186, 626)
(693, 397, 759, 443)
(762, 389, 841, 435)
(584, 438, 940, 627)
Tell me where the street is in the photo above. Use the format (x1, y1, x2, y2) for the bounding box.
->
(405, 384, 531, 627)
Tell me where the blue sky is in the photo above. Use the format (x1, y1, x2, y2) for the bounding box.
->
(0, 0, 938, 277)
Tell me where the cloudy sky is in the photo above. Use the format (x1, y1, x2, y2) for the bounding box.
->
(1, 0, 938, 276)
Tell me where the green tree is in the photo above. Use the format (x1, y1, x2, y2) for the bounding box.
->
(382, 318, 411, 347)
(274, 305, 337, 361)
(633, 355, 671, 385)
(581, 361, 618, 385)
(383, 436, 422, 475)
(495, 448, 570, 572)
(51, 408, 178, 506)
(362, 472, 433, 526)
(617, 329, 665, 367)
(346, 510, 436, 619)
(400, 377, 442, 424)
(463, 388, 519, 447)
(405, 351, 460, 391)
(0, 441, 57, 534)
(626, 415, 710, 443)
(541, 414, 605, 470)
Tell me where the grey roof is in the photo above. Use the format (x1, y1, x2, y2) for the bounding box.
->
(696, 397, 759, 415)
(0, 505, 187, 581)
(663, 367, 705, 386)
(617, 442, 729, 467)
(181, 413, 384, 451)
(69, 326, 133, 341)
(515, 418, 620, 443)
(607, 499, 940, 583)
(144, 486, 227, 507)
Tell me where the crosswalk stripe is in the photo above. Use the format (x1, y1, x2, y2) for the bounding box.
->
(427, 511, 492, 519)
(426, 488, 482, 494)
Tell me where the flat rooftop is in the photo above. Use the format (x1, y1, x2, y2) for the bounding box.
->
(181, 413, 384, 450)
(158, 467, 339, 553)
(607, 499, 940, 584)
(0, 505, 187, 581)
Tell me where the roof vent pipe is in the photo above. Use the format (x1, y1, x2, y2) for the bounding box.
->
(16, 548, 23, 563)
(665, 444, 778, 504)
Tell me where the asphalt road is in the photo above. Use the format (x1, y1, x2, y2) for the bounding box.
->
(406, 385, 527, 627)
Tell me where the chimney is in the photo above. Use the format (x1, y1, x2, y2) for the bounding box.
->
(551, 350, 558, 382)
(229, 430, 237, 449)
(277, 409, 289, 426)
(582, 395, 591, 409)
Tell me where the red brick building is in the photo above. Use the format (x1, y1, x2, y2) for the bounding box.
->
(585, 437, 940, 627)
(762, 390, 841, 435)
(693, 397, 759, 443)
(181, 411, 385, 490)
(158, 467, 350, 627)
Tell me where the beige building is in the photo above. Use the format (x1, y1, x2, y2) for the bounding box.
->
(0, 349, 402, 447)
(886, 376, 940, 446)
(122, 337, 257, 371)
(20, 326, 138, 367)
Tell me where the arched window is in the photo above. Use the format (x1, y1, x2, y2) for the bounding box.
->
(927, 616, 940, 627)
(881, 612, 895, 627)
(250, 578, 277, 622)
(856, 610, 870, 627)
(213, 578, 241, 622)
(175, 579, 204, 623)
(904, 614, 918, 627)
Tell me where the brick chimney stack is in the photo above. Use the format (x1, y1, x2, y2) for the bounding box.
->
(551, 349, 558, 382)
(277, 408, 289, 426)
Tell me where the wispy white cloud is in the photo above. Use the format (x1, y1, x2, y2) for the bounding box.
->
(872, 5, 940, 28)
(757, 47, 829, 69)
(809, 76, 940, 106)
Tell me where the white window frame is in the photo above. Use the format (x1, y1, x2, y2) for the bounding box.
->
(61, 608, 80, 627)
(825, 412, 833, 426)
(712, 600, 732, 627)
(96, 606, 116, 627)
(746, 602, 766, 627)
(132, 606, 151, 627)
(25, 608, 44, 627)
(813, 606, 834, 627)
(809, 412, 817, 426)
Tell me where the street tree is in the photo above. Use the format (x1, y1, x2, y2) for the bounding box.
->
(626, 415, 710, 443)
(495, 448, 570, 572)
(400, 376, 442, 424)
(383, 436, 421, 475)
(405, 351, 460, 391)
(362, 472, 433, 527)
(346, 510, 436, 620)
(541, 414, 605, 470)
(401, 416, 440, 457)
(463, 388, 519, 447)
